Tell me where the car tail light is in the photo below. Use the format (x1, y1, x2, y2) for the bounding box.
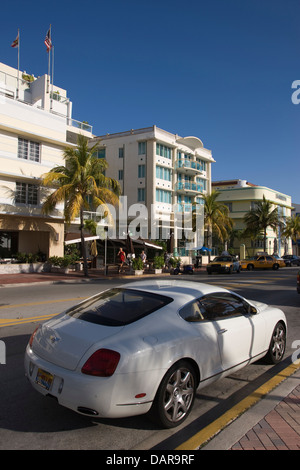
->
(81, 349, 120, 377)
(29, 325, 40, 349)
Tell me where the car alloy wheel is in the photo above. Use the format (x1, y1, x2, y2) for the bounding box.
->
(151, 360, 197, 428)
(265, 322, 286, 364)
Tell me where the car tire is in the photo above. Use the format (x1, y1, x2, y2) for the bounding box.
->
(264, 322, 286, 364)
(247, 264, 254, 271)
(150, 360, 197, 428)
(272, 263, 279, 270)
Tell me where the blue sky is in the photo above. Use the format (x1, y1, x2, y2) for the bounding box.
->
(1, 0, 299, 202)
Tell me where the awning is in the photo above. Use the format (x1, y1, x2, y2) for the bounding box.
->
(65, 233, 101, 245)
(65, 233, 162, 250)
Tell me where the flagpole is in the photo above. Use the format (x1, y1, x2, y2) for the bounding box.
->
(47, 24, 51, 93)
(50, 45, 54, 110)
(17, 29, 20, 99)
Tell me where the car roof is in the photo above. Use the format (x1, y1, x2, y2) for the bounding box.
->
(120, 280, 228, 303)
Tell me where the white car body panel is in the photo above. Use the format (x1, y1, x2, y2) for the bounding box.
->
(24, 280, 287, 420)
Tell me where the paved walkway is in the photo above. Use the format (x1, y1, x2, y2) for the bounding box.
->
(1, 269, 300, 450)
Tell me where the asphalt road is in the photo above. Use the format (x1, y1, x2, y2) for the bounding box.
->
(0, 268, 299, 450)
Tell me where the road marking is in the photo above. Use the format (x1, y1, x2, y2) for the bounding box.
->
(0, 297, 86, 310)
(0, 313, 60, 327)
(176, 361, 300, 450)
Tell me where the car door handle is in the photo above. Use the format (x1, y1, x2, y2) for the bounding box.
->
(218, 328, 228, 334)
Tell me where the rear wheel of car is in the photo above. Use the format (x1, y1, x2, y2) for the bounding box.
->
(264, 322, 286, 364)
(272, 263, 279, 270)
(247, 264, 254, 271)
(150, 360, 197, 428)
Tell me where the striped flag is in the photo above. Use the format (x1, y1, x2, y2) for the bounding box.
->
(11, 32, 19, 48)
(44, 28, 52, 52)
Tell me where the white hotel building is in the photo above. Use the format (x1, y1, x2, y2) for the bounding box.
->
(0, 61, 93, 260)
(91, 126, 214, 255)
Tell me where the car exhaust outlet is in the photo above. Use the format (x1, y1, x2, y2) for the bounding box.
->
(77, 407, 99, 416)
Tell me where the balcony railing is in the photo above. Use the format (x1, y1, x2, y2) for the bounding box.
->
(175, 182, 203, 193)
(175, 159, 205, 173)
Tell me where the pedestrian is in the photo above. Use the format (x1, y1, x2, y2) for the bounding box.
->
(140, 250, 147, 265)
(117, 247, 126, 273)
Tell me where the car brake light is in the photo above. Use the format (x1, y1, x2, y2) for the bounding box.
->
(29, 325, 40, 348)
(81, 349, 120, 377)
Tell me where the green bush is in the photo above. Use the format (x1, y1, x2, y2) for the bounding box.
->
(153, 255, 164, 269)
(48, 255, 73, 268)
(132, 257, 144, 270)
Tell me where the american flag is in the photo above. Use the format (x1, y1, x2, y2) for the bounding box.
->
(11, 32, 19, 48)
(44, 28, 52, 52)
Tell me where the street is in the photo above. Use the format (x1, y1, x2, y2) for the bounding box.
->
(0, 268, 299, 450)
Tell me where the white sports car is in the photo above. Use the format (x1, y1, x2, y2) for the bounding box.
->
(25, 280, 287, 428)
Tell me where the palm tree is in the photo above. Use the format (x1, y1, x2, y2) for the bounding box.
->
(282, 215, 300, 252)
(244, 195, 279, 253)
(41, 135, 121, 276)
(203, 190, 233, 256)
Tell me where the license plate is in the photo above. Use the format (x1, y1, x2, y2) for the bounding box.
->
(35, 368, 54, 391)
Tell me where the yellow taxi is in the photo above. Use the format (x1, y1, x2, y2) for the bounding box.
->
(206, 255, 241, 274)
(241, 255, 284, 271)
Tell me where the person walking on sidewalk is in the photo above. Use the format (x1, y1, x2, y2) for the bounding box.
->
(117, 248, 126, 273)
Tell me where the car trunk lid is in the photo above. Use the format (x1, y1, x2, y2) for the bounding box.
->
(32, 314, 123, 371)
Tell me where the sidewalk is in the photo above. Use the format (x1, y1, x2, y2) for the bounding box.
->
(1, 269, 300, 450)
(202, 366, 300, 450)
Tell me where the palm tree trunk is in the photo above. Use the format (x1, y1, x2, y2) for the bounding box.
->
(80, 209, 89, 277)
(263, 228, 267, 253)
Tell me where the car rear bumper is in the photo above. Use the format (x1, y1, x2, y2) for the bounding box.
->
(24, 345, 158, 419)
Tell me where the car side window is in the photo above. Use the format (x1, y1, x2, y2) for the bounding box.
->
(199, 293, 249, 321)
(266, 256, 273, 261)
(179, 300, 205, 322)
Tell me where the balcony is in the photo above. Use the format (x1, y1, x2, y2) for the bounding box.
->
(175, 159, 204, 176)
(175, 181, 203, 195)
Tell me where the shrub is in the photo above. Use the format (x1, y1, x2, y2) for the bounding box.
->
(132, 257, 144, 270)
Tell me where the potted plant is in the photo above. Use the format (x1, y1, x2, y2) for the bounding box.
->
(132, 257, 144, 275)
(153, 255, 164, 274)
(48, 255, 72, 274)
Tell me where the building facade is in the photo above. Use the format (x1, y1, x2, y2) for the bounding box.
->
(0, 61, 93, 260)
(91, 126, 214, 255)
(212, 179, 293, 256)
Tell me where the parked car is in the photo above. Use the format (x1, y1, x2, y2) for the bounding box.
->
(272, 255, 286, 268)
(206, 256, 240, 274)
(241, 255, 282, 270)
(25, 280, 287, 428)
(297, 270, 300, 293)
(282, 255, 300, 267)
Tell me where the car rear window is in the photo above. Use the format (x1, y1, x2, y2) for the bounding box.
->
(66, 288, 173, 326)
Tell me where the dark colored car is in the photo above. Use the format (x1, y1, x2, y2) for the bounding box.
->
(297, 270, 300, 294)
(282, 255, 300, 267)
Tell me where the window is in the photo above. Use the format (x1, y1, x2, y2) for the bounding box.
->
(118, 170, 123, 180)
(138, 165, 145, 178)
(156, 165, 171, 181)
(119, 147, 124, 158)
(138, 142, 146, 155)
(66, 288, 173, 326)
(179, 300, 205, 322)
(16, 182, 38, 205)
(156, 143, 171, 159)
(156, 189, 172, 204)
(138, 188, 145, 201)
(96, 148, 106, 159)
(199, 293, 250, 320)
(18, 138, 40, 162)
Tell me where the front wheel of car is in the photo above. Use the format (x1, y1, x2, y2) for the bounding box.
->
(264, 322, 286, 364)
(150, 361, 197, 428)
(247, 264, 254, 271)
(272, 263, 279, 270)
